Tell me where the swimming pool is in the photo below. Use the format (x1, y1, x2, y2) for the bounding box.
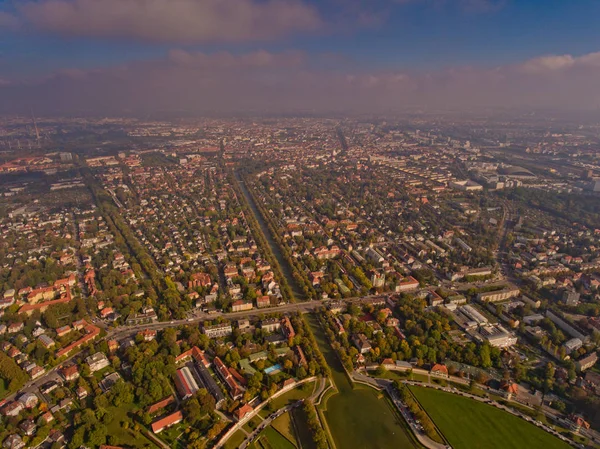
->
(264, 364, 282, 375)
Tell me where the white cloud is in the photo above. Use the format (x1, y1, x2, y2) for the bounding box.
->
(167, 49, 307, 68)
(3, 49, 600, 114)
(520, 55, 576, 73)
(15, 0, 322, 43)
(392, 0, 505, 13)
(519, 52, 600, 73)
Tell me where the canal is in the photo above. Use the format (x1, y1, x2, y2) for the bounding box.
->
(234, 170, 307, 301)
(306, 314, 418, 449)
(306, 314, 353, 393)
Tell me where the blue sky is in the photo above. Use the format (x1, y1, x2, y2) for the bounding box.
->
(1, 0, 600, 113)
(2, 0, 599, 75)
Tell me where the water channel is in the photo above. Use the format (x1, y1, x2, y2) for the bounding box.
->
(235, 168, 415, 447)
(306, 314, 418, 449)
(234, 170, 307, 301)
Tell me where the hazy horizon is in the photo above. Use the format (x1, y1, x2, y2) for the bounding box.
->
(2, 0, 600, 114)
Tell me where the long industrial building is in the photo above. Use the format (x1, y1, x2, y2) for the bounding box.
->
(477, 285, 520, 303)
(478, 324, 518, 348)
(196, 364, 226, 409)
(175, 367, 199, 400)
(460, 305, 488, 326)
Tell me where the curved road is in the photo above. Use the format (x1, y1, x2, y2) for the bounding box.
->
(353, 372, 579, 449)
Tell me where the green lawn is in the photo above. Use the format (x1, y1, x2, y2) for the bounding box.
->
(224, 430, 246, 449)
(323, 385, 418, 449)
(0, 379, 8, 400)
(371, 370, 409, 381)
(271, 412, 298, 447)
(104, 406, 158, 449)
(448, 382, 487, 397)
(291, 406, 317, 449)
(243, 416, 264, 433)
(254, 426, 296, 449)
(408, 372, 430, 382)
(307, 314, 418, 449)
(267, 381, 315, 410)
(156, 423, 187, 449)
(410, 386, 572, 449)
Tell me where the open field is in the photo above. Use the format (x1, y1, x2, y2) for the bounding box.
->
(243, 416, 264, 433)
(271, 412, 298, 446)
(105, 406, 159, 449)
(0, 380, 7, 400)
(410, 386, 572, 449)
(267, 381, 315, 410)
(262, 426, 296, 449)
(224, 430, 247, 449)
(323, 385, 418, 449)
(249, 426, 297, 449)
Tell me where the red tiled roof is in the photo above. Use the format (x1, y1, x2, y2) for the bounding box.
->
(147, 395, 175, 414)
(151, 411, 183, 433)
(234, 404, 253, 421)
(56, 321, 100, 359)
(431, 364, 448, 375)
(229, 367, 247, 386)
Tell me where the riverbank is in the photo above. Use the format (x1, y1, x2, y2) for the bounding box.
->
(234, 170, 306, 301)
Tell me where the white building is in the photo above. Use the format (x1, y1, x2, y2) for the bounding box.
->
(86, 352, 110, 372)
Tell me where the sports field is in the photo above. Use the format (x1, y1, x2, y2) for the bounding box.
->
(410, 386, 572, 449)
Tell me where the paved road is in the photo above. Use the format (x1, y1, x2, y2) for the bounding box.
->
(5, 295, 386, 403)
(110, 293, 388, 336)
(221, 377, 325, 449)
(239, 401, 304, 449)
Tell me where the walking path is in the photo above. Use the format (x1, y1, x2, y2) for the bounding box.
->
(237, 376, 327, 449)
(215, 376, 323, 449)
(352, 372, 449, 449)
(239, 402, 304, 449)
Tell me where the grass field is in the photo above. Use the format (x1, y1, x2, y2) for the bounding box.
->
(324, 385, 418, 449)
(410, 386, 572, 449)
(243, 416, 263, 433)
(308, 314, 418, 449)
(261, 426, 296, 449)
(0, 380, 7, 400)
(267, 381, 315, 410)
(271, 412, 298, 446)
(409, 372, 430, 382)
(224, 430, 246, 449)
(103, 406, 158, 449)
(249, 425, 297, 449)
(371, 370, 409, 381)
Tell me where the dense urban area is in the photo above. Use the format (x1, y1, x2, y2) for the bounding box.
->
(0, 114, 599, 449)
